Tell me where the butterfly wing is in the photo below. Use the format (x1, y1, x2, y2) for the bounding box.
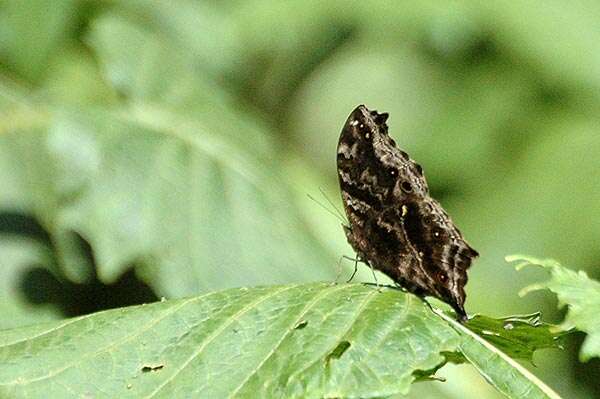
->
(337, 104, 478, 321)
(399, 196, 478, 319)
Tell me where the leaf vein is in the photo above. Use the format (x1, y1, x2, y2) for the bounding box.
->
(144, 285, 298, 398)
(227, 284, 354, 398)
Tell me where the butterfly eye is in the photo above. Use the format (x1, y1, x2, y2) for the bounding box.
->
(390, 169, 397, 176)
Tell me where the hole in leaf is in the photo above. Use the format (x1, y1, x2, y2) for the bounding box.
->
(294, 320, 308, 330)
(327, 340, 351, 361)
(141, 364, 164, 373)
(413, 367, 446, 382)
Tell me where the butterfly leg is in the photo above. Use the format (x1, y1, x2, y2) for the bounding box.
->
(337, 255, 381, 289)
(345, 256, 359, 283)
(338, 255, 360, 283)
(366, 261, 381, 291)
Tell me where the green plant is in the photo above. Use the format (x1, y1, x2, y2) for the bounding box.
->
(1, 258, 598, 398)
(2, 2, 600, 397)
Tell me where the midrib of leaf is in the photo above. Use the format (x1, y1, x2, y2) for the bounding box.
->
(120, 103, 293, 289)
(1, 96, 334, 299)
(434, 309, 562, 399)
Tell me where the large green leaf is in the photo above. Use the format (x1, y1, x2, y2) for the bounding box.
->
(0, 6, 336, 325)
(0, 98, 334, 296)
(0, 284, 560, 398)
(508, 255, 600, 361)
(86, 11, 273, 157)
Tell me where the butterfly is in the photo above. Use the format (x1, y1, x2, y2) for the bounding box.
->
(336, 105, 478, 321)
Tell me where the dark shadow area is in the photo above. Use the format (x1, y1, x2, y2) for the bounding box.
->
(569, 332, 600, 397)
(1, 211, 158, 317)
(19, 266, 158, 317)
(0, 212, 51, 242)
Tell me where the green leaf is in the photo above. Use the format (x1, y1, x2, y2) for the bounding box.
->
(464, 313, 566, 362)
(0, 284, 561, 398)
(508, 255, 600, 361)
(86, 12, 273, 157)
(0, 89, 335, 297)
(436, 310, 561, 399)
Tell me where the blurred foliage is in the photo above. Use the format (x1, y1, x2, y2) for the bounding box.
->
(510, 256, 600, 362)
(1, 1, 600, 398)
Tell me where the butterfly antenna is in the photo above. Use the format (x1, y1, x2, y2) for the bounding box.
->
(307, 193, 346, 224)
(318, 187, 347, 224)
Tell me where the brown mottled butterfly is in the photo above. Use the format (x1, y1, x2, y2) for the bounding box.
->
(337, 105, 478, 321)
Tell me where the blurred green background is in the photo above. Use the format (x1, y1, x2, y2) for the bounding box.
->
(1, 1, 599, 398)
